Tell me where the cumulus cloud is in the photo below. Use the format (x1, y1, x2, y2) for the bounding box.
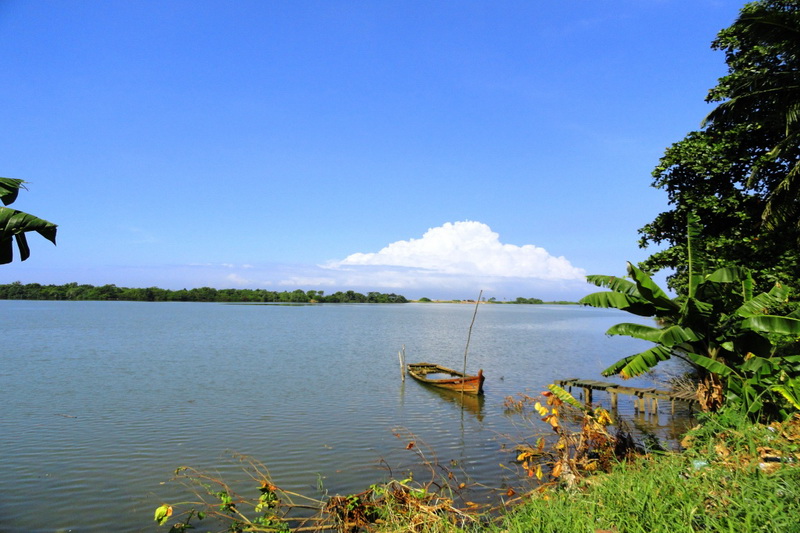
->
(166, 222, 590, 300)
(326, 221, 585, 281)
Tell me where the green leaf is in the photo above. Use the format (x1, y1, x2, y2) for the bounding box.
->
(585, 274, 638, 295)
(626, 262, 678, 311)
(658, 325, 701, 346)
(773, 382, 800, 410)
(684, 352, 733, 376)
(736, 284, 790, 317)
(547, 384, 584, 410)
(0, 177, 24, 206)
(682, 297, 714, 322)
(154, 504, 172, 525)
(605, 322, 663, 342)
(0, 207, 57, 264)
(601, 345, 673, 379)
(742, 315, 800, 335)
(579, 291, 657, 316)
(740, 356, 774, 376)
(705, 266, 749, 283)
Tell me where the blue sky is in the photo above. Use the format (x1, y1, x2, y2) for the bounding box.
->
(1, 0, 744, 300)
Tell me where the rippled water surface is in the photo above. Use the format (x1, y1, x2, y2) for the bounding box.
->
(0, 301, 693, 531)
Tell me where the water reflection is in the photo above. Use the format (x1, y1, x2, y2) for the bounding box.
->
(411, 383, 486, 421)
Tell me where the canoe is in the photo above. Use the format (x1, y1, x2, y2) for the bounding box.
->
(407, 363, 485, 395)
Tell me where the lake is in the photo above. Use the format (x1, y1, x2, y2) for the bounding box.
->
(0, 300, 694, 531)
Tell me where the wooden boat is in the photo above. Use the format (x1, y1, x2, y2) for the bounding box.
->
(407, 363, 485, 395)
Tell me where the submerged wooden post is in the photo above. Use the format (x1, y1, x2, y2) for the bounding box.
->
(462, 290, 482, 397)
(399, 345, 406, 382)
(610, 391, 618, 410)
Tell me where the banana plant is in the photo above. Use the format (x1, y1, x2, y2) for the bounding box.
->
(581, 262, 800, 417)
(0, 177, 57, 264)
(580, 211, 800, 417)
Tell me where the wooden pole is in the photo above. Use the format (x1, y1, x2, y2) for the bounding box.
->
(462, 290, 482, 394)
(399, 344, 406, 382)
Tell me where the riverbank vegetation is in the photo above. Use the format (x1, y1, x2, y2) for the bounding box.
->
(0, 281, 408, 303)
(501, 407, 800, 533)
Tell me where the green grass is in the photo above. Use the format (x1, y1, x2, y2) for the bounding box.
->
(497, 410, 800, 533)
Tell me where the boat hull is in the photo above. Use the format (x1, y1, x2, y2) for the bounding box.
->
(407, 363, 485, 395)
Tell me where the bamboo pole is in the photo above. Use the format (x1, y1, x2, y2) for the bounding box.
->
(462, 290, 483, 394)
(399, 344, 406, 382)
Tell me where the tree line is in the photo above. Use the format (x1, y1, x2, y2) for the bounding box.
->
(0, 282, 408, 304)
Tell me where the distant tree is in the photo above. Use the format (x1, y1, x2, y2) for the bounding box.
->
(513, 297, 544, 304)
(0, 178, 57, 264)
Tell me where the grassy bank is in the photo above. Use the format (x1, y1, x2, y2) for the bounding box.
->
(498, 410, 800, 533)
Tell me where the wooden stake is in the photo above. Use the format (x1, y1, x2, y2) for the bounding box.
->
(399, 344, 406, 381)
(462, 290, 482, 395)
(397, 344, 406, 383)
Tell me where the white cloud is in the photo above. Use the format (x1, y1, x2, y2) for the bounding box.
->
(326, 221, 585, 281)
(153, 222, 590, 300)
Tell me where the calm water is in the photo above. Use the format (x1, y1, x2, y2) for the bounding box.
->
(0, 301, 693, 531)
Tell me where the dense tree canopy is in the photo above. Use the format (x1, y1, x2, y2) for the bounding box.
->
(0, 282, 408, 304)
(639, 0, 800, 294)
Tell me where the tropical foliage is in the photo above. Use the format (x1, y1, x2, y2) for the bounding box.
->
(580, 256, 800, 418)
(0, 177, 57, 264)
(704, 0, 800, 230)
(638, 0, 800, 294)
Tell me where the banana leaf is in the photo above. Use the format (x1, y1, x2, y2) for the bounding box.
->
(736, 284, 791, 317)
(601, 345, 673, 379)
(705, 266, 750, 283)
(740, 355, 775, 376)
(605, 322, 663, 342)
(547, 384, 585, 410)
(0, 177, 25, 206)
(0, 207, 58, 264)
(626, 262, 678, 311)
(742, 315, 800, 335)
(605, 323, 700, 347)
(658, 325, 701, 346)
(773, 382, 800, 410)
(585, 274, 638, 295)
(579, 291, 657, 317)
(684, 351, 733, 376)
